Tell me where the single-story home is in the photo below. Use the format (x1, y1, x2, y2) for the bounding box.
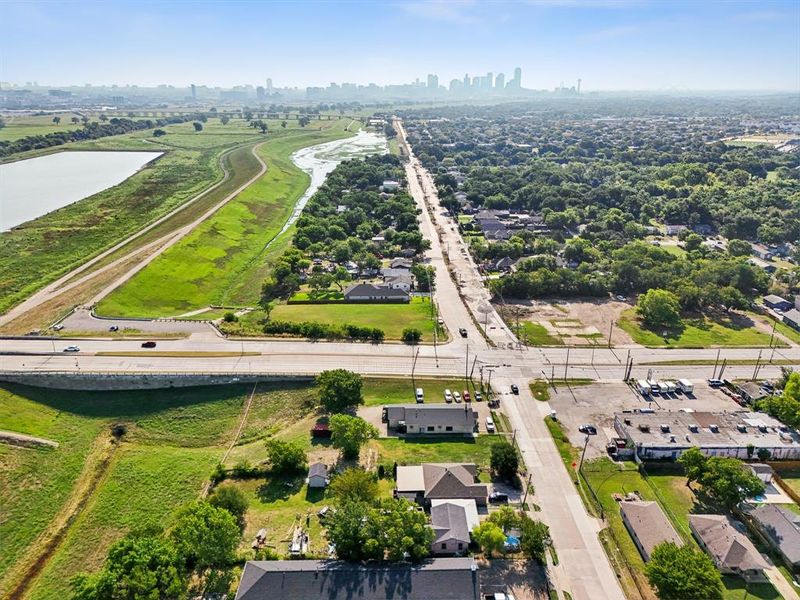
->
(749, 504, 800, 569)
(385, 274, 413, 292)
(395, 463, 489, 507)
(736, 382, 769, 404)
(619, 500, 684, 562)
(783, 308, 800, 332)
(381, 180, 400, 192)
(430, 499, 479, 555)
(308, 463, 328, 488)
(689, 514, 769, 581)
(751, 244, 774, 261)
(664, 224, 687, 236)
(343, 283, 409, 303)
(763, 294, 793, 312)
(748, 257, 778, 273)
(234, 558, 481, 600)
(384, 405, 478, 435)
(390, 257, 413, 270)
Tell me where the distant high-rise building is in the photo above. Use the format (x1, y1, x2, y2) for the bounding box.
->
(577, 78, 582, 94)
(266, 78, 273, 92)
(513, 67, 522, 88)
(449, 79, 462, 92)
(427, 74, 439, 90)
(463, 73, 470, 88)
(256, 86, 265, 101)
(485, 72, 493, 89)
(495, 73, 505, 90)
(190, 83, 196, 101)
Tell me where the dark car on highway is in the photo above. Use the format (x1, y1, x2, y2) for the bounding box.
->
(579, 425, 598, 435)
(510, 384, 519, 395)
(459, 328, 468, 337)
(141, 341, 157, 348)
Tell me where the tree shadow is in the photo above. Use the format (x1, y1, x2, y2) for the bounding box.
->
(256, 474, 304, 503)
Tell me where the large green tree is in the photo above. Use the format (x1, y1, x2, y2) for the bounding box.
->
(71, 532, 187, 600)
(490, 440, 519, 482)
(472, 522, 506, 557)
(329, 414, 377, 460)
(519, 516, 550, 562)
(265, 438, 308, 474)
(679, 447, 764, 509)
(646, 542, 723, 600)
(208, 484, 249, 531)
(636, 288, 682, 329)
(316, 369, 364, 413)
(329, 468, 379, 504)
(170, 502, 240, 569)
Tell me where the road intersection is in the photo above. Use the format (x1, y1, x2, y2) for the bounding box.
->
(1, 121, 797, 600)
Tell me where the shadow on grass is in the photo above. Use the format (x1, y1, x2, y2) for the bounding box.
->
(256, 474, 304, 503)
(305, 486, 326, 503)
(395, 435, 478, 445)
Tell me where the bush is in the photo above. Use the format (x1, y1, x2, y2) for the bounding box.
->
(231, 460, 262, 479)
(223, 312, 238, 323)
(262, 319, 384, 342)
(401, 328, 422, 344)
(265, 439, 308, 475)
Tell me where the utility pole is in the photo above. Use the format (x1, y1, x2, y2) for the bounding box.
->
(752, 350, 762, 381)
(521, 473, 534, 508)
(564, 347, 570, 382)
(712, 349, 721, 379)
(608, 321, 614, 348)
(768, 319, 777, 349)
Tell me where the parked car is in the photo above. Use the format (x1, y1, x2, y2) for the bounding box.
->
(616, 295, 627, 301)
(453, 391, 462, 403)
(510, 384, 519, 395)
(707, 378, 723, 387)
(489, 491, 509, 504)
(444, 389, 453, 403)
(579, 425, 598, 435)
(63, 345, 80, 352)
(459, 328, 468, 337)
(52, 324, 64, 331)
(462, 390, 471, 402)
(415, 387, 424, 403)
(141, 341, 157, 348)
(485, 416, 496, 433)
(109, 325, 119, 332)
(474, 391, 483, 402)
(437, 317, 444, 326)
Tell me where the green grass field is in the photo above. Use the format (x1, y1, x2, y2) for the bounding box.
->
(269, 296, 438, 340)
(618, 309, 775, 348)
(96, 121, 355, 317)
(369, 435, 496, 478)
(362, 376, 479, 406)
(520, 321, 563, 345)
(0, 113, 84, 142)
(0, 380, 322, 599)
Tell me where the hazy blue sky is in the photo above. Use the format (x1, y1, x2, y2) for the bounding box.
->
(2, 0, 798, 91)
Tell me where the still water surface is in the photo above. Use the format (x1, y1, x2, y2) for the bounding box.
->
(1, 151, 163, 231)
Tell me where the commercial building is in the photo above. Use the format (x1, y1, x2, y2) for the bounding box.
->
(384, 404, 478, 435)
(619, 500, 684, 562)
(613, 411, 800, 461)
(234, 558, 481, 600)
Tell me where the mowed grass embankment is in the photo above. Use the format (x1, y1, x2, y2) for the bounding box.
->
(0, 381, 323, 600)
(269, 296, 438, 340)
(96, 120, 355, 318)
(617, 309, 776, 348)
(0, 118, 265, 315)
(0, 113, 83, 142)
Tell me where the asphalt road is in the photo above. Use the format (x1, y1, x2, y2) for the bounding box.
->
(2, 120, 798, 600)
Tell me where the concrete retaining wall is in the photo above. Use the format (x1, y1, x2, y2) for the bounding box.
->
(0, 371, 313, 391)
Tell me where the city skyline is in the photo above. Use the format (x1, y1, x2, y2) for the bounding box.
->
(1, 0, 798, 92)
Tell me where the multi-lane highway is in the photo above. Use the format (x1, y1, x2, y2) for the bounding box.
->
(1, 120, 797, 600)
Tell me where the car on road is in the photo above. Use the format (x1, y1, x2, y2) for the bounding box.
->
(52, 324, 64, 331)
(485, 416, 495, 433)
(474, 391, 483, 402)
(615, 295, 627, 301)
(63, 345, 80, 352)
(707, 378, 723, 387)
(453, 391, 462, 403)
(444, 389, 453, 403)
(579, 425, 598, 435)
(510, 384, 519, 395)
(141, 341, 157, 348)
(462, 390, 471, 402)
(489, 491, 509, 504)
(459, 328, 468, 337)
(437, 317, 444, 326)
(109, 325, 119, 332)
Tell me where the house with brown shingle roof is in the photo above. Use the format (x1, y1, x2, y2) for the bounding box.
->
(619, 500, 684, 561)
(395, 463, 488, 507)
(689, 514, 769, 581)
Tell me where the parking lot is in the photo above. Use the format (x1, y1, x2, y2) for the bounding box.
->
(546, 380, 745, 459)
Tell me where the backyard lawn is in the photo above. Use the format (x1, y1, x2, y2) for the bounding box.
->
(369, 435, 497, 479)
(362, 376, 482, 406)
(618, 309, 776, 348)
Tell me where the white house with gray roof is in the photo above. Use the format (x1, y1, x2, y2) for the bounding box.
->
(384, 405, 478, 435)
(395, 463, 488, 507)
(689, 514, 769, 581)
(748, 504, 800, 569)
(430, 499, 479, 555)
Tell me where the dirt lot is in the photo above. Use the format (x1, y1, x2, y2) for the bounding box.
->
(499, 298, 634, 345)
(546, 381, 744, 459)
(478, 558, 549, 600)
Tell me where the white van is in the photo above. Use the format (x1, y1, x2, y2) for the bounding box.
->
(678, 379, 694, 393)
(415, 388, 424, 403)
(486, 416, 496, 433)
(444, 389, 453, 403)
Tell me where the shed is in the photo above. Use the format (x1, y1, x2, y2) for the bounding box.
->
(308, 462, 328, 488)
